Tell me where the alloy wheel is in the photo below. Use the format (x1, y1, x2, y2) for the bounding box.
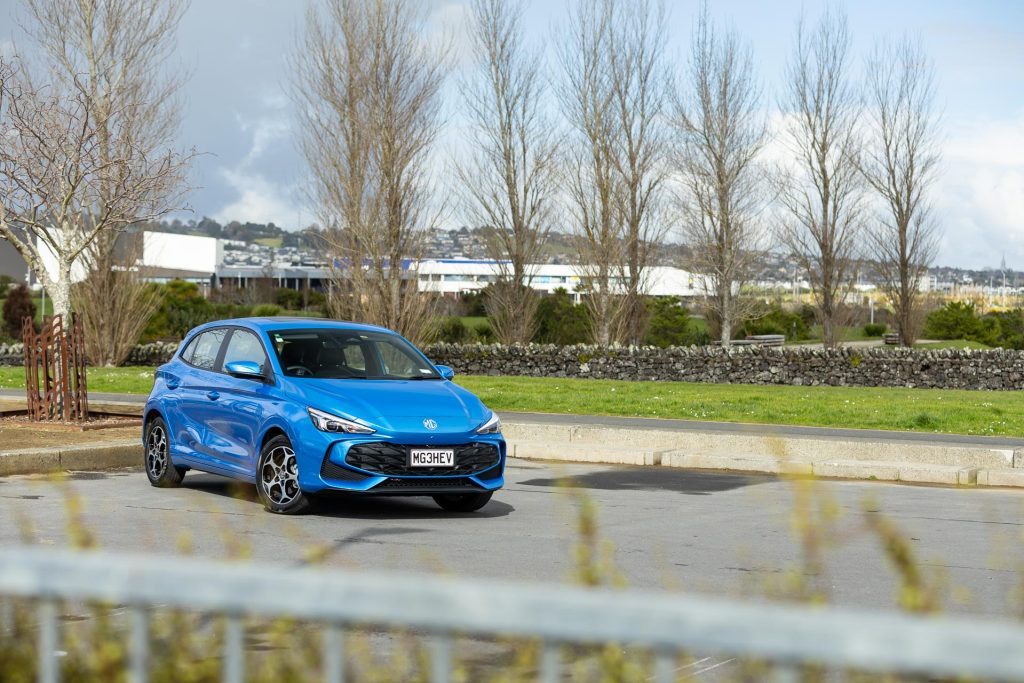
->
(146, 425, 168, 479)
(261, 445, 300, 507)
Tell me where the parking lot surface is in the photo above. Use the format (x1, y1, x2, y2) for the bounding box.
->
(3, 459, 1023, 620)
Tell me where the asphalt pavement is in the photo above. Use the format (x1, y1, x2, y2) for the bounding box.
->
(2, 458, 1023, 618)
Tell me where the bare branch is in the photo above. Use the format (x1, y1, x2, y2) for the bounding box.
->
(673, 5, 771, 345)
(860, 37, 941, 345)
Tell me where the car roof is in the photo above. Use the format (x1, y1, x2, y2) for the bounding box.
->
(191, 317, 395, 336)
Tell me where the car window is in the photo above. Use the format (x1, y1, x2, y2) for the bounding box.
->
(179, 336, 199, 364)
(269, 328, 438, 380)
(189, 329, 227, 371)
(221, 329, 269, 372)
(378, 343, 418, 377)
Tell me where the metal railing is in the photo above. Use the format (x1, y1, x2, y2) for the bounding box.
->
(2, 547, 1024, 682)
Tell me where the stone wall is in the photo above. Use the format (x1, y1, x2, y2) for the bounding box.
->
(3, 339, 1022, 391)
(423, 343, 1024, 391)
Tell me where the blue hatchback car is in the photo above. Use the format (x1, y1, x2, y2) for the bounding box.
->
(143, 318, 504, 514)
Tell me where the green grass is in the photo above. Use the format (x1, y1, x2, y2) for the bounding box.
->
(254, 237, 283, 248)
(458, 316, 488, 328)
(455, 376, 1022, 437)
(914, 339, 992, 350)
(0, 366, 156, 395)
(2, 368, 1019, 436)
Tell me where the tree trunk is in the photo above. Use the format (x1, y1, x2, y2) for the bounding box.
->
(49, 263, 73, 320)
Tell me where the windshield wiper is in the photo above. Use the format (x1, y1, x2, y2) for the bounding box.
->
(397, 375, 442, 380)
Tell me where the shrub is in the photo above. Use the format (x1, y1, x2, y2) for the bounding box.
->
(437, 317, 470, 343)
(743, 305, 809, 341)
(863, 323, 887, 337)
(252, 304, 282, 317)
(275, 288, 305, 311)
(534, 288, 590, 345)
(922, 302, 996, 345)
(2, 284, 36, 339)
(645, 297, 707, 348)
(471, 320, 495, 343)
(141, 280, 214, 342)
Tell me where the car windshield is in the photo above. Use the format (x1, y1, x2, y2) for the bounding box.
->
(268, 328, 440, 380)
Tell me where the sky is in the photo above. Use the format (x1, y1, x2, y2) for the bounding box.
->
(1, 0, 1022, 270)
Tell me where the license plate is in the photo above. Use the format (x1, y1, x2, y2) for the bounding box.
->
(409, 449, 455, 467)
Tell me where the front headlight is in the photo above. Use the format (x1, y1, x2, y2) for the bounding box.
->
(307, 407, 375, 434)
(476, 411, 501, 434)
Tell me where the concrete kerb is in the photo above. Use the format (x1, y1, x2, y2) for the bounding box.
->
(503, 420, 1021, 488)
(0, 440, 140, 476)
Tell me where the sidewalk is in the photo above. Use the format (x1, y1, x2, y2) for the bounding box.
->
(2, 389, 1023, 487)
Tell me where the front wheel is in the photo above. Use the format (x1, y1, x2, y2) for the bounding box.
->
(256, 435, 312, 515)
(432, 491, 493, 513)
(145, 416, 185, 488)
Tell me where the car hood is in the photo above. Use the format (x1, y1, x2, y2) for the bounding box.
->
(292, 378, 489, 434)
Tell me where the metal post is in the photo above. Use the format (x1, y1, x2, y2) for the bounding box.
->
(129, 606, 148, 683)
(539, 642, 560, 683)
(323, 623, 345, 683)
(429, 634, 452, 683)
(653, 650, 675, 683)
(223, 615, 244, 683)
(38, 599, 59, 683)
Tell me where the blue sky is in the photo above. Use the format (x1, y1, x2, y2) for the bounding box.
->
(1, 0, 1022, 269)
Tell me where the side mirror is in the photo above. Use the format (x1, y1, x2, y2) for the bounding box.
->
(225, 360, 265, 380)
(435, 364, 455, 380)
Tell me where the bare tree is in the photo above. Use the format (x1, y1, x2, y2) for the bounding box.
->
(0, 57, 188, 320)
(778, 9, 865, 348)
(16, 0, 191, 362)
(293, 0, 447, 345)
(457, 0, 557, 344)
(74, 232, 162, 366)
(674, 7, 770, 345)
(556, 0, 622, 346)
(607, 0, 671, 346)
(860, 38, 940, 346)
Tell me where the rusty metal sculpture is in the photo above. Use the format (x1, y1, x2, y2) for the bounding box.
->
(22, 314, 89, 422)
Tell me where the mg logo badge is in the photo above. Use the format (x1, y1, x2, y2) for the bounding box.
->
(423, 418, 438, 431)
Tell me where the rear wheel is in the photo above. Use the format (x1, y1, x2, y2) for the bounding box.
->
(256, 435, 312, 515)
(432, 491, 493, 513)
(145, 416, 185, 488)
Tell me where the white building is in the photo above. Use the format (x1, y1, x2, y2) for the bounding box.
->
(416, 259, 706, 300)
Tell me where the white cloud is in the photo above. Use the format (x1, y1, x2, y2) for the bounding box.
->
(213, 93, 308, 227)
(934, 113, 1024, 268)
(215, 168, 304, 227)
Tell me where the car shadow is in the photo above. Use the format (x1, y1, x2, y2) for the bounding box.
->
(182, 474, 515, 519)
(313, 493, 516, 520)
(518, 467, 772, 496)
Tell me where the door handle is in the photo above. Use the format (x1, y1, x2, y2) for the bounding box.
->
(207, 391, 220, 401)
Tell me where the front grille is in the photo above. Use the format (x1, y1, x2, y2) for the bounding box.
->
(372, 477, 483, 491)
(320, 455, 372, 482)
(346, 442, 499, 477)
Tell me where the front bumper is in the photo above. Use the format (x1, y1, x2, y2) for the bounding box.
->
(296, 428, 506, 495)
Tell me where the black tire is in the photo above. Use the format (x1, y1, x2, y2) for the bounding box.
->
(144, 416, 185, 488)
(432, 491, 493, 513)
(256, 435, 312, 515)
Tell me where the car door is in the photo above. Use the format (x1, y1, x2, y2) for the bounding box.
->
(175, 327, 236, 472)
(201, 328, 275, 475)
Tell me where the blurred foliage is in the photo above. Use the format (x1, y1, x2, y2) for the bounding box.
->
(923, 302, 1024, 349)
(534, 288, 591, 346)
(644, 297, 707, 348)
(2, 284, 36, 339)
(863, 323, 887, 337)
(742, 304, 811, 342)
(141, 280, 214, 342)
